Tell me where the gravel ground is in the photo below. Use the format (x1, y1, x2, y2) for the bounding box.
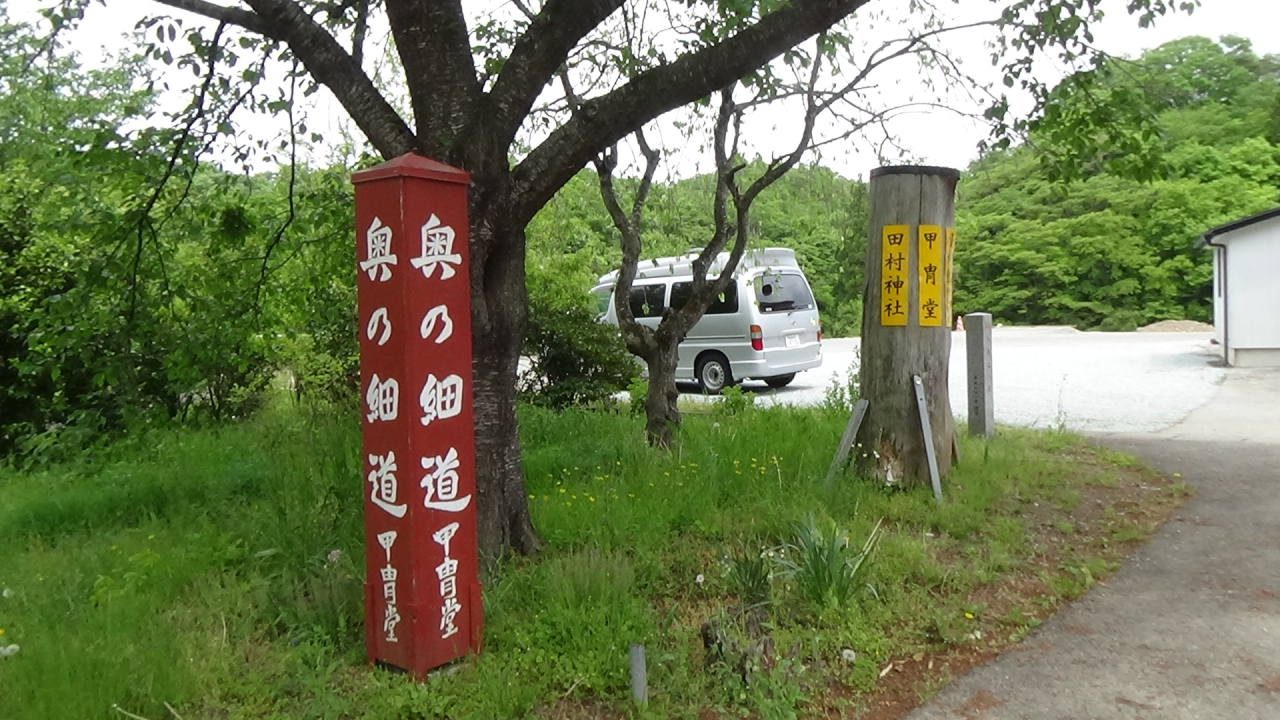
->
(705, 327, 1226, 433)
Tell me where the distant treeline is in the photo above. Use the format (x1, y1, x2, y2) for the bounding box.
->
(526, 35, 1280, 333)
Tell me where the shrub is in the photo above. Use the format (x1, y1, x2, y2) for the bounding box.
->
(520, 258, 637, 409)
(821, 350, 861, 415)
(713, 385, 755, 418)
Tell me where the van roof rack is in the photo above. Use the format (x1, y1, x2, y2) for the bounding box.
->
(595, 247, 799, 285)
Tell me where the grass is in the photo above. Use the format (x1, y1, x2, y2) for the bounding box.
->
(0, 394, 1185, 719)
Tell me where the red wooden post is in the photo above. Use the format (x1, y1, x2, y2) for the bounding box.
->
(352, 154, 483, 677)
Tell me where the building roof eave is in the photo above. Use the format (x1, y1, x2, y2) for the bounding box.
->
(1197, 206, 1280, 248)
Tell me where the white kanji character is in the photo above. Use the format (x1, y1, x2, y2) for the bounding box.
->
(419, 373, 463, 426)
(421, 449, 471, 512)
(380, 565, 398, 583)
(359, 216, 397, 282)
(367, 452, 406, 518)
(410, 214, 462, 280)
(440, 596, 462, 639)
(366, 307, 392, 346)
(384, 604, 401, 642)
(420, 304, 454, 344)
(436, 557, 459, 580)
(433, 521, 460, 555)
(383, 581, 397, 604)
(377, 531, 397, 562)
(439, 574, 457, 600)
(365, 374, 400, 423)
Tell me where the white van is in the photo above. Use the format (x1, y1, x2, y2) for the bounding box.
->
(591, 248, 823, 393)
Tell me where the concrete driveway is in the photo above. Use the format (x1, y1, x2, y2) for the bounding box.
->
(904, 366, 1280, 719)
(721, 328, 1225, 434)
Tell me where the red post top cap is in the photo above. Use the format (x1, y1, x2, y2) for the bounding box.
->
(351, 153, 471, 185)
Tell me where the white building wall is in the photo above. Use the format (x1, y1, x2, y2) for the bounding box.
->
(1212, 246, 1225, 356)
(1224, 217, 1280, 356)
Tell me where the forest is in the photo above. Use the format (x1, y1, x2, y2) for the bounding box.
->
(2, 18, 1278, 458)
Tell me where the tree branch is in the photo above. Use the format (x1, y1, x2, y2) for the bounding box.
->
(593, 144, 659, 360)
(152, 0, 277, 38)
(351, 0, 369, 67)
(155, 0, 417, 158)
(483, 0, 625, 154)
(127, 20, 227, 323)
(384, 0, 480, 154)
(510, 0, 873, 224)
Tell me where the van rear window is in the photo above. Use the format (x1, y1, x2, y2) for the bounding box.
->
(755, 272, 815, 313)
(628, 284, 666, 318)
(670, 282, 738, 315)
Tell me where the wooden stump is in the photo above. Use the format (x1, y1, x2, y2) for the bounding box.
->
(856, 166, 959, 488)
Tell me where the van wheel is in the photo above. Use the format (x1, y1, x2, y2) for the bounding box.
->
(764, 373, 796, 389)
(696, 353, 732, 395)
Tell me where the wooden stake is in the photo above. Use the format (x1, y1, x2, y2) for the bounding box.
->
(825, 399, 869, 490)
(913, 375, 943, 503)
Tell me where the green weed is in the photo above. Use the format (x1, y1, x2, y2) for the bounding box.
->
(727, 541, 773, 607)
(0, 399, 1170, 719)
(779, 517, 883, 611)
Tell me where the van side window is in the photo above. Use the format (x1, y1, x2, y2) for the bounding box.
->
(670, 282, 739, 315)
(755, 272, 816, 313)
(628, 284, 667, 318)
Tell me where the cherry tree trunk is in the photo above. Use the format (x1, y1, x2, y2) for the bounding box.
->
(856, 166, 959, 489)
(469, 218, 540, 557)
(642, 338, 682, 448)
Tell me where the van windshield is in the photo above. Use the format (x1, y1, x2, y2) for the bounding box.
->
(754, 272, 815, 313)
(590, 287, 612, 317)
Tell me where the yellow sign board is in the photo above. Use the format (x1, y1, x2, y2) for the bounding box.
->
(944, 227, 956, 322)
(880, 224, 909, 326)
(918, 225, 943, 326)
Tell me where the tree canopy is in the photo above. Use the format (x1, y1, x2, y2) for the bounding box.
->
(953, 35, 1280, 329)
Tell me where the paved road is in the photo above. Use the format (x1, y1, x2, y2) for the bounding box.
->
(710, 328, 1225, 434)
(904, 368, 1280, 719)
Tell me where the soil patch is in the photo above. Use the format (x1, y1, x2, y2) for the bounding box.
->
(1137, 319, 1213, 332)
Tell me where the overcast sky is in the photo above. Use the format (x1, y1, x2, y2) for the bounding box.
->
(10, 0, 1280, 180)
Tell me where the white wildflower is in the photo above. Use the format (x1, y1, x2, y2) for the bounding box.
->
(840, 648, 858, 663)
(1, 588, 12, 599)
(326, 549, 343, 565)
(0, 644, 19, 658)
(695, 573, 705, 586)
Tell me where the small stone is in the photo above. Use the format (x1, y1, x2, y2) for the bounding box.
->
(840, 648, 857, 663)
